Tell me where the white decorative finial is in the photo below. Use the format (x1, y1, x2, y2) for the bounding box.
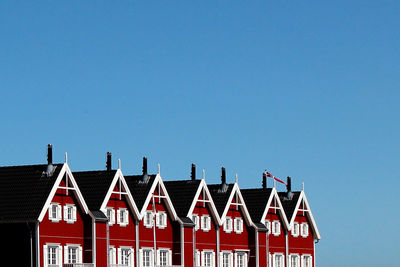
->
(65, 152, 68, 163)
(202, 169, 205, 180)
(158, 163, 161, 175)
(302, 182, 305, 191)
(235, 173, 238, 184)
(118, 159, 121, 170)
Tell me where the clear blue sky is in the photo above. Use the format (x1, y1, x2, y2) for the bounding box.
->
(1, 1, 399, 266)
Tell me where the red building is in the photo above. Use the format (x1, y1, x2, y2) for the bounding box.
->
(0, 147, 321, 267)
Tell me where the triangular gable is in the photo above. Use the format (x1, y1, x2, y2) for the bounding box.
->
(186, 179, 222, 225)
(139, 173, 178, 221)
(289, 191, 321, 240)
(220, 183, 253, 226)
(100, 169, 140, 220)
(38, 163, 89, 222)
(261, 188, 290, 230)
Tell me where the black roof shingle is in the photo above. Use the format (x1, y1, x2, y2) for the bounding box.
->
(241, 188, 273, 223)
(164, 179, 201, 217)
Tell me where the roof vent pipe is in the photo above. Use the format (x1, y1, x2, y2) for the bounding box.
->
(191, 163, 196, 180)
(142, 157, 149, 182)
(286, 176, 293, 200)
(262, 172, 267, 189)
(106, 152, 112, 171)
(47, 144, 53, 165)
(221, 167, 226, 185)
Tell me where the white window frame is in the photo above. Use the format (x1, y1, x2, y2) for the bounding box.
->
(292, 222, 299, 237)
(139, 248, 154, 267)
(156, 211, 167, 229)
(223, 217, 233, 233)
(265, 220, 271, 234)
(301, 254, 312, 267)
(201, 215, 211, 232)
(273, 253, 285, 267)
(301, 223, 309, 238)
(272, 220, 281, 236)
(48, 203, 62, 222)
(64, 204, 77, 224)
(221, 251, 233, 267)
(106, 207, 116, 225)
(118, 246, 134, 267)
(201, 250, 215, 267)
(117, 208, 129, 227)
(289, 254, 299, 267)
(64, 244, 82, 264)
(234, 218, 243, 234)
(109, 246, 117, 265)
(43, 243, 62, 267)
(144, 211, 154, 228)
(157, 248, 172, 267)
(192, 214, 200, 231)
(234, 251, 248, 267)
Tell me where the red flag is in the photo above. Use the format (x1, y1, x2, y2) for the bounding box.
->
(264, 171, 287, 185)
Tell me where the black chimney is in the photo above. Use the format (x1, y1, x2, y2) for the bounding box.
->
(191, 163, 196, 180)
(286, 176, 292, 192)
(47, 144, 53, 165)
(142, 157, 148, 175)
(221, 167, 226, 185)
(262, 172, 267, 189)
(106, 152, 112, 171)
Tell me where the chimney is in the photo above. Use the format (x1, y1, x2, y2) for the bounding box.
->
(47, 144, 53, 165)
(262, 172, 267, 189)
(191, 163, 196, 181)
(142, 157, 149, 182)
(106, 152, 112, 171)
(221, 167, 226, 185)
(286, 176, 293, 200)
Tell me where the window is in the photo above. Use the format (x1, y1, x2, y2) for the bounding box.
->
(109, 247, 117, 265)
(192, 214, 200, 231)
(144, 211, 154, 228)
(290, 254, 299, 267)
(119, 247, 134, 267)
(273, 253, 284, 267)
(68, 247, 78, 263)
(201, 215, 211, 231)
(44, 244, 61, 267)
(234, 218, 243, 234)
(141, 249, 153, 267)
(235, 252, 247, 267)
(106, 207, 115, 225)
(48, 203, 61, 222)
(202, 251, 213, 267)
(224, 217, 233, 233)
(117, 208, 129, 226)
(302, 255, 312, 267)
(292, 222, 299, 237)
(157, 249, 171, 267)
(64, 204, 77, 223)
(301, 223, 309, 237)
(272, 221, 281, 236)
(156, 211, 167, 228)
(64, 245, 82, 264)
(222, 252, 232, 267)
(265, 220, 271, 234)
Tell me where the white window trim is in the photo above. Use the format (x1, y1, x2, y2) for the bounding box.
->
(105, 207, 116, 225)
(117, 208, 129, 227)
(64, 244, 82, 264)
(118, 246, 134, 267)
(289, 254, 300, 267)
(139, 247, 154, 267)
(201, 249, 216, 267)
(192, 214, 200, 231)
(201, 215, 211, 232)
(220, 251, 233, 267)
(156, 248, 172, 266)
(265, 220, 271, 234)
(301, 254, 313, 267)
(292, 222, 300, 237)
(234, 251, 248, 267)
(48, 203, 62, 222)
(144, 211, 154, 228)
(109, 246, 117, 265)
(43, 243, 62, 267)
(301, 222, 309, 238)
(272, 220, 281, 236)
(156, 211, 167, 229)
(234, 218, 243, 234)
(64, 204, 77, 224)
(273, 253, 285, 267)
(223, 217, 233, 233)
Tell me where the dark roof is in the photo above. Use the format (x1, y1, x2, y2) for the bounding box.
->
(73, 170, 117, 211)
(241, 188, 273, 222)
(278, 191, 301, 222)
(0, 164, 64, 222)
(208, 183, 234, 216)
(164, 179, 201, 217)
(124, 174, 157, 211)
